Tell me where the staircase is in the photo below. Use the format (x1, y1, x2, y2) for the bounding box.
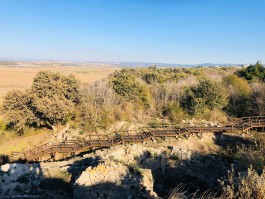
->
(10, 116, 265, 162)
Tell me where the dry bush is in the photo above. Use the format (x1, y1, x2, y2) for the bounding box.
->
(150, 82, 179, 110)
(78, 80, 122, 131)
(150, 76, 198, 109)
(175, 76, 198, 89)
(167, 185, 223, 199)
(166, 185, 187, 199)
(203, 68, 227, 82)
(251, 82, 265, 116)
(207, 109, 228, 123)
(236, 141, 265, 173)
(220, 166, 265, 199)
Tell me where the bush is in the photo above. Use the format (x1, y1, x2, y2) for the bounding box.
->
(111, 72, 151, 108)
(77, 81, 121, 131)
(142, 72, 161, 84)
(223, 75, 253, 117)
(162, 103, 187, 122)
(221, 166, 265, 199)
(1, 71, 80, 133)
(238, 61, 265, 82)
(181, 79, 228, 116)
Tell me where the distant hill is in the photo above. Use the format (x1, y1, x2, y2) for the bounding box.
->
(0, 60, 243, 68)
(109, 62, 243, 68)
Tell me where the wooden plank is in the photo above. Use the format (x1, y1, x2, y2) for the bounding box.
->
(20, 116, 265, 162)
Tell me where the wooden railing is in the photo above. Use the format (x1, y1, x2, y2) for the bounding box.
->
(11, 116, 265, 162)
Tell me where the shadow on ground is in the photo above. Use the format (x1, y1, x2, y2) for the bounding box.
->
(1, 132, 264, 199)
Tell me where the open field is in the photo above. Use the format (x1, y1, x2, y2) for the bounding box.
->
(0, 62, 119, 100)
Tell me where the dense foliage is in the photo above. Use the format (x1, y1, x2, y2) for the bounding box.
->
(1, 61, 265, 133)
(239, 61, 265, 82)
(111, 71, 150, 108)
(1, 71, 80, 132)
(181, 79, 228, 115)
(1, 63, 265, 199)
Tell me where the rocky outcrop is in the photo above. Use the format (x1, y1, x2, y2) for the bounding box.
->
(71, 144, 196, 198)
(73, 160, 157, 199)
(1, 136, 223, 198)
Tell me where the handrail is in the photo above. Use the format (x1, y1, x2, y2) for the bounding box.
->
(11, 116, 265, 161)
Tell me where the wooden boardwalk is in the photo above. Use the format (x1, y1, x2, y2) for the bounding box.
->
(11, 116, 265, 162)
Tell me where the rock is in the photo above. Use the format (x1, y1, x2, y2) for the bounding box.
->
(169, 146, 192, 160)
(140, 169, 156, 198)
(1, 163, 10, 172)
(73, 159, 158, 199)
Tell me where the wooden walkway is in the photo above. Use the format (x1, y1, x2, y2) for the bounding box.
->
(11, 116, 265, 162)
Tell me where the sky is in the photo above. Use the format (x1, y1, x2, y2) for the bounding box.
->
(0, 0, 265, 64)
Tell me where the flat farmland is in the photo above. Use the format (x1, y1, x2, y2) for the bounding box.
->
(0, 62, 119, 100)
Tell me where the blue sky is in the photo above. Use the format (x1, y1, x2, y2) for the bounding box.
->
(0, 0, 265, 64)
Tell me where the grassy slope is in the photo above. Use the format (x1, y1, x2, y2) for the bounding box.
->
(0, 128, 53, 155)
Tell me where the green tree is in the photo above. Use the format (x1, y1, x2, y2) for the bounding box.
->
(181, 79, 228, 116)
(162, 103, 187, 122)
(111, 72, 150, 108)
(32, 71, 79, 102)
(1, 90, 38, 133)
(195, 79, 228, 110)
(142, 72, 160, 84)
(30, 71, 80, 131)
(1, 71, 80, 133)
(239, 61, 265, 82)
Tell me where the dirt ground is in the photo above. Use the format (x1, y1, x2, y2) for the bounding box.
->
(0, 62, 119, 100)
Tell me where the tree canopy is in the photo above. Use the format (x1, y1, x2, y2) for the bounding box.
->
(1, 71, 80, 132)
(239, 61, 265, 82)
(181, 79, 229, 116)
(111, 71, 150, 108)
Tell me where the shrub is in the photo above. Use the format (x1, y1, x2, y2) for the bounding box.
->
(238, 61, 265, 82)
(221, 166, 265, 199)
(223, 75, 253, 117)
(77, 80, 121, 131)
(162, 103, 187, 122)
(181, 79, 228, 116)
(142, 72, 161, 84)
(111, 72, 151, 108)
(1, 71, 80, 133)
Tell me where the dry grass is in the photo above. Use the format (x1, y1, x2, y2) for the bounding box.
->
(0, 128, 54, 154)
(0, 64, 119, 100)
(166, 185, 222, 199)
(220, 166, 265, 199)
